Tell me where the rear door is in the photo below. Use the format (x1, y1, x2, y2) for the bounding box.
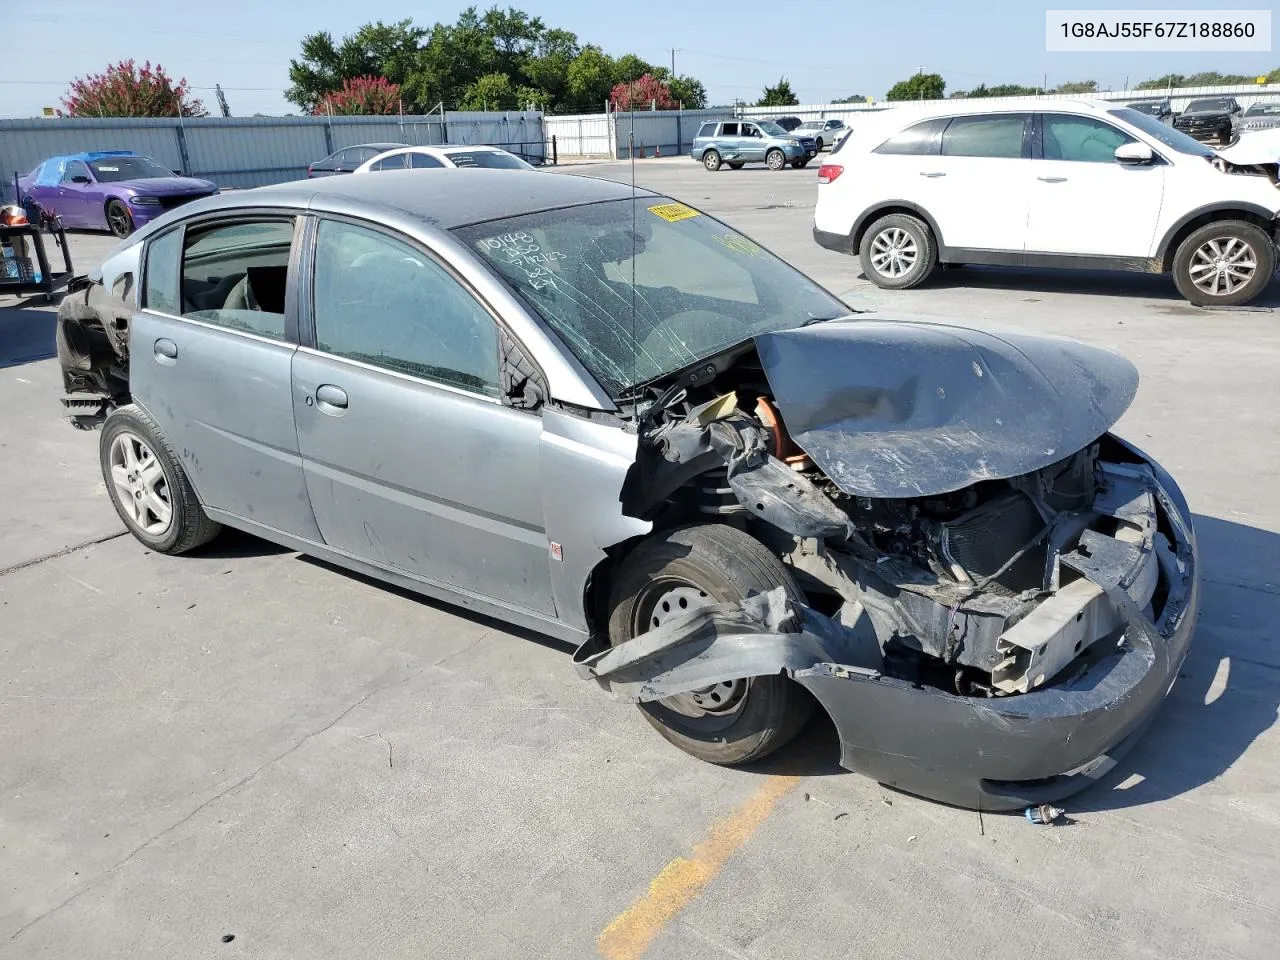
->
(924, 113, 1033, 252)
(1026, 112, 1165, 257)
(130, 215, 322, 539)
(291, 216, 554, 614)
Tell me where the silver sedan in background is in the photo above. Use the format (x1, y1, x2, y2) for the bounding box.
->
(54, 171, 1197, 809)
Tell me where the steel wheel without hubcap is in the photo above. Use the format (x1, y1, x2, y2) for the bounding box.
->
(635, 580, 748, 725)
(869, 226, 919, 279)
(108, 432, 172, 536)
(1187, 236, 1257, 299)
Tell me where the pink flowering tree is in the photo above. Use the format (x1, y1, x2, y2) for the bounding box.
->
(609, 73, 675, 110)
(313, 75, 403, 115)
(61, 60, 205, 117)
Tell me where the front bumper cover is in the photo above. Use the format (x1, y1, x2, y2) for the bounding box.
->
(577, 448, 1197, 811)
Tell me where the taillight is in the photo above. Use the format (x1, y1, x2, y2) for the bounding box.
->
(817, 164, 843, 184)
(307, 164, 314, 176)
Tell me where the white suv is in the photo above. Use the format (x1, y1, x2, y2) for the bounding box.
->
(813, 99, 1280, 306)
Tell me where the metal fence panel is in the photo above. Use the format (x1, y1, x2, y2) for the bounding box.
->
(1, 112, 546, 200)
(543, 113, 616, 157)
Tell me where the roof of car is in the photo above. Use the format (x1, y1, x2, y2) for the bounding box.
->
(199, 169, 660, 230)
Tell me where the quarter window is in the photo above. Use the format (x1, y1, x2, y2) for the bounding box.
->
(1041, 114, 1135, 163)
(697, 122, 717, 138)
(940, 114, 1028, 158)
(180, 220, 293, 341)
(410, 152, 445, 169)
(312, 220, 499, 397)
(372, 153, 407, 171)
(874, 118, 947, 155)
(143, 228, 182, 315)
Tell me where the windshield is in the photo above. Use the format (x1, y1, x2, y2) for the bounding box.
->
(1108, 108, 1213, 157)
(444, 150, 532, 170)
(1245, 103, 1280, 116)
(799, 121, 823, 130)
(456, 198, 847, 394)
(89, 156, 173, 181)
(757, 121, 787, 137)
(1186, 99, 1232, 113)
(1126, 101, 1162, 114)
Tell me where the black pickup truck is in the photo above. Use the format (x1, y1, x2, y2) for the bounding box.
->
(1172, 96, 1241, 142)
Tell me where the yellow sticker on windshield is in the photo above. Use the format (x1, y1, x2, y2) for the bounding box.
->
(648, 202, 701, 222)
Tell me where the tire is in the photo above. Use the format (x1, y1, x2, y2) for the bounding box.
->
(105, 199, 134, 238)
(765, 149, 786, 171)
(1172, 220, 1276, 307)
(703, 150, 722, 172)
(607, 523, 814, 766)
(858, 213, 938, 290)
(100, 404, 221, 554)
(728, 162, 745, 170)
(791, 159, 809, 169)
(815, 137, 825, 151)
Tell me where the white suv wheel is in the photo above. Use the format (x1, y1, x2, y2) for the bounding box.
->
(858, 213, 937, 290)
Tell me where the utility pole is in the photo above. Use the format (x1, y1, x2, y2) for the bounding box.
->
(215, 83, 231, 118)
(671, 48, 676, 76)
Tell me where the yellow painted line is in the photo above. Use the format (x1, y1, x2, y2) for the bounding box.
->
(597, 775, 801, 960)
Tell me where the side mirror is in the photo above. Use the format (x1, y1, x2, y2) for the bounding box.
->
(1114, 142, 1154, 165)
(70, 175, 91, 184)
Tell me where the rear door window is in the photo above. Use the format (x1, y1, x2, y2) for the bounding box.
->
(179, 220, 294, 341)
(940, 114, 1029, 158)
(720, 122, 739, 136)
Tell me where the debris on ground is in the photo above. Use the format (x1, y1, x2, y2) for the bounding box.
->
(1025, 804, 1066, 825)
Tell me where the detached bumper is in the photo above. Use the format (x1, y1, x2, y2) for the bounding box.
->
(579, 449, 1197, 811)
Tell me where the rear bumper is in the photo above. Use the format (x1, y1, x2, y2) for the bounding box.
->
(813, 225, 853, 254)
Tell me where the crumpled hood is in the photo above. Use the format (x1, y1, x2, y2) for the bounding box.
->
(754, 318, 1138, 498)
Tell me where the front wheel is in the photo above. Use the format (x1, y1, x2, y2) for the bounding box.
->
(727, 162, 745, 170)
(105, 199, 134, 238)
(791, 159, 809, 169)
(703, 150, 722, 172)
(765, 148, 786, 171)
(100, 405, 221, 554)
(1172, 220, 1275, 307)
(607, 524, 814, 765)
(858, 213, 938, 290)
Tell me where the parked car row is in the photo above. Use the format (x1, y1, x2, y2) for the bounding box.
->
(15, 144, 536, 236)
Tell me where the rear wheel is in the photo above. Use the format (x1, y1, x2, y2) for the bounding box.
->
(765, 149, 786, 171)
(105, 199, 133, 238)
(607, 524, 814, 765)
(1172, 220, 1275, 307)
(703, 150, 722, 172)
(859, 213, 938, 290)
(728, 162, 745, 170)
(100, 405, 221, 554)
(815, 137, 825, 151)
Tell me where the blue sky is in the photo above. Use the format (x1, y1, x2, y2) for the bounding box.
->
(3, 0, 1275, 116)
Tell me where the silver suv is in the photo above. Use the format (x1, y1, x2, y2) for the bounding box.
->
(691, 119, 818, 171)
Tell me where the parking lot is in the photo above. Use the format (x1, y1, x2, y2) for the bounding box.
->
(2, 158, 1279, 959)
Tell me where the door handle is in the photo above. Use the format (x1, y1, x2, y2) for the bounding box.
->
(153, 338, 178, 364)
(315, 384, 348, 415)
(919, 171, 946, 178)
(1037, 176, 1068, 183)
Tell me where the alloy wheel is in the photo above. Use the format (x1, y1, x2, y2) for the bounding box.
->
(1188, 236, 1257, 298)
(108, 432, 173, 536)
(869, 227, 919, 279)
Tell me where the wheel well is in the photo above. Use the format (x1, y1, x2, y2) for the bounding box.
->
(1160, 210, 1275, 273)
(852, 204, 941, 254)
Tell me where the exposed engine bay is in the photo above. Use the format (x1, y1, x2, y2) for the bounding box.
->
(607, 325, 1183, 701)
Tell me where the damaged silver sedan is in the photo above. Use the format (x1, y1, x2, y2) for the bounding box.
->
(56, 170, 1198, 809)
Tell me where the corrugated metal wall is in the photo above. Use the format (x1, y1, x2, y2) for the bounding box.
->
(0, 112, 543, 194)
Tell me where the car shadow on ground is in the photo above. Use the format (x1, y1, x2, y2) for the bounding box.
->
(881, 265, 1280, 311)
(0, 297, 58, 369)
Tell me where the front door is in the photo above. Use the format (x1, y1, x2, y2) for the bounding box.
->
(739, 122, 767, 161)
(129, 217, 322, 540)
(924, 113, 1034, 252)
(291, 217, 554, 615)
(1025, 113, 1166, 257)
(56, 160, 94, 227)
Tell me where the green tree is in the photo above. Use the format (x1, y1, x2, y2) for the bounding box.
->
(613, 54, 655, 84)
(650, 68, 706, 109)
(523, 28, 580, 106)
(757, 77, 799, 107)
(832, 94, 867, 103)
(886, 72, 945, 101)
(566, 45, 616, 111)
(1268, 67, 1280, 83)
(1052, 79, 1097, 94)
(287, 19, 424, 112)
(462, 71, 518, 110)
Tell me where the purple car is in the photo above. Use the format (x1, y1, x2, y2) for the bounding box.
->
(18, 151, 217, 238)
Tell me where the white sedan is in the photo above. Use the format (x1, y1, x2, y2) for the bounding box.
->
(354, 144, 535, 173)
